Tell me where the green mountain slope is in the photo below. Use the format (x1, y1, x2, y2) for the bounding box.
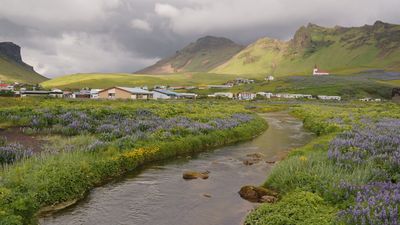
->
(41, 72, 240, 89)
(213, 21, 400, 76)
(0, 42, 48, 84)
(136, 36, 244, 74)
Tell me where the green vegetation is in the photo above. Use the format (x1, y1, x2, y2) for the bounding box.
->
(245, 191, 337, 225)
(40, 72, 243, 89)
(0, 57, 47, 84)
(214, 22, 400, 76)
(245, 102, 400, 224)
(0, 98, 267, 224)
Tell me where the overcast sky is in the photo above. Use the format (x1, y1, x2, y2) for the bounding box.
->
(1, 0, 399, 78)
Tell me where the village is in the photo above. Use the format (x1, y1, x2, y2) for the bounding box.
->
(0, 66, 385, 102)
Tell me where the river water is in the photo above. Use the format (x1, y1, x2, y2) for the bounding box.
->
(40, 112, 314, 225)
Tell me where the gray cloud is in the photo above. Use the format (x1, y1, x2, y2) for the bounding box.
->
(0, 0, 399, 77)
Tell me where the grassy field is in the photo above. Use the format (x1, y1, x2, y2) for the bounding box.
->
(40, 72, 256, 89)
(0, 57, 48, 84)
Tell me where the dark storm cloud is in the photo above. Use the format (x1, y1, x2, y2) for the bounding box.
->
(0, 0, 399, 77)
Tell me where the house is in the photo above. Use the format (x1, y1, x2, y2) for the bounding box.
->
(73, 90, 91, 99)
(98, 87, 153, 100)
(257, 92, 273, 98)
(235, 78, 255, 84)
(63, 91, 74, 98)
(153, 89, 180, 99)
(209, 92, 234, 99)
(313, 65, 330, 76)
(317, 95, 341, 101)
(0, 83, 14, 91)
(90, 89, 103, 99)
(265, 76, 275, 81)
(178, 93, 197, 99)
(236, 92, 256, 100)
(49, 89, 63, 98)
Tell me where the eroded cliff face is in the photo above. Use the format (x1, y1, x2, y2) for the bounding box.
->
(0, 42, 35, 71)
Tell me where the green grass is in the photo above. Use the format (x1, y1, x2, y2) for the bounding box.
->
(40, 72, 250, 89)
(0, 57, 47, 84)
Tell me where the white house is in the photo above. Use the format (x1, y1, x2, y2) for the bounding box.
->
(237, 92, 256, 100)
(317, 95, 341, 101)
(0, 83, 14, 91)
(209, 92, 234, 98)
(257, 92, 273, 98)
(178, 93, 197, 99)
(265, 76, 275, 81)
(90, 89, 103, 99)
(313, 65, 330, 76)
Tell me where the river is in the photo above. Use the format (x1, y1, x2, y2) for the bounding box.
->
(39, 112, 314, 225)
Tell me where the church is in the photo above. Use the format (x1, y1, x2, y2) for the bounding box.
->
(313, 65, 330, 76)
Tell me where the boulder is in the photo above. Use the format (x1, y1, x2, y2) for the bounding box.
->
(183, 171, 210, 180)
(239, 185, 278, 203)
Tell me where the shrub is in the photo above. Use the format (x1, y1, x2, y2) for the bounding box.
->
(245, 191, 337, 225)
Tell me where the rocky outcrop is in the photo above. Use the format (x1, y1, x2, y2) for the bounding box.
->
(0, 42, 35, 71)
(239, 185, 278, 203)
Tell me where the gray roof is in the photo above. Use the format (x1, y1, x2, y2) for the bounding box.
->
(154, 89, 179, 96)
(117, 87, 152, 94)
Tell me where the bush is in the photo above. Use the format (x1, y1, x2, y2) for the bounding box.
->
(245, 191, 337, 225)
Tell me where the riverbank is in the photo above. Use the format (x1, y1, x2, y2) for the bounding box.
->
(0, 99, 268, 225)
(245, 102, 400, 224)
(39, 112, 313, 225)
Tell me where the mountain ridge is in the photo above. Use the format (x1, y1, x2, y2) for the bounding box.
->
(213, 20, 400, 75)
(136, 36, 244, 74)
(0, 42, 48, 84)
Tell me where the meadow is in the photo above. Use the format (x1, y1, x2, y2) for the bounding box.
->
(0, 98, 267, 224)
(245, 102, 400, 225)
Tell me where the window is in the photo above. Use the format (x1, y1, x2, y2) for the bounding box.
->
(108, 93, 115, 98)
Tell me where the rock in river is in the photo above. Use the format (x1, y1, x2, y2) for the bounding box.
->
(239, 185, 278, 203)
(182, 171, 210, 180)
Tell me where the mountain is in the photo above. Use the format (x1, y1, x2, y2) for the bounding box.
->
(0, 42, 48, 84)
(136, 36, 244, 74)
(213, 21, 400, 76)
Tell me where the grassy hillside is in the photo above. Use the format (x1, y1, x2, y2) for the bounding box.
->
(41, 72, 243, 89)
(213, 21, 400, 76)
(137, 36, 243, 74)
(0, 56, 47, 84)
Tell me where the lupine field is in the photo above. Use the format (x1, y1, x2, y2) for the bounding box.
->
(0, 98, 267, 225)
(245, 102, 400, 225)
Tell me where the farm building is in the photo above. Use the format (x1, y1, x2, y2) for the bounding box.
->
(317, 95, 341, 101)
(208, 92, 234, 98)
(257, 92, 273, 98)
(98, 87, 153, 100)
(236, 92, 256, 100)
(153, 89, 180, 99)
